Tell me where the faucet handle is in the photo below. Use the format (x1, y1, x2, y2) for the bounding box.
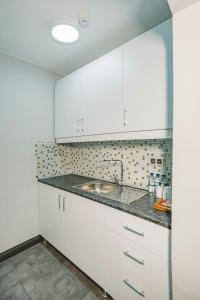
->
(114, 175, 119, 185)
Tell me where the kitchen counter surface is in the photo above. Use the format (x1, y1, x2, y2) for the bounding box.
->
(38, 174, 171, 229)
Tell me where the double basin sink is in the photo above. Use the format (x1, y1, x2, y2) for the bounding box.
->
(74, 181, 148, 205)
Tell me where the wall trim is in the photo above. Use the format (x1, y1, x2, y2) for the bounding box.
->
(0, 235, 44, 263)
(55, 129, 173, 144)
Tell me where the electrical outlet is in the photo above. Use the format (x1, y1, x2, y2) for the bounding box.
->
(150, 158, 156, 164)
(157, 158, 163, 165)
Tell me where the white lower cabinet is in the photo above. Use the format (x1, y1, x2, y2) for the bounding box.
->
(62, 192, 105, 288)
(38, 183, 64, 251)
(105, 229, 170, 300)
(38, 183, 105, 288)
(38, 183, 170, 299)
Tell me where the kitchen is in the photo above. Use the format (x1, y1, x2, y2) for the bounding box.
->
(0, 1, 199, 300)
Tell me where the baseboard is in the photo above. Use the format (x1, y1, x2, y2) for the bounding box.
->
(0, 235, 44, 263)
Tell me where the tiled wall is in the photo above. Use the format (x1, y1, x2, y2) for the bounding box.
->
(35, 142, 73, 178)
(35, 139, 172, 190)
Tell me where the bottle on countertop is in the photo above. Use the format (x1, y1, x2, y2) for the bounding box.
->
(148, 172, 155, 193)
(161, 174, 167, 187)
(156, 182, 164, 199)
(154, 173, 161, 195)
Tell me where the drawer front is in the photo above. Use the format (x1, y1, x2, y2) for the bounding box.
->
(104, 205, 170, 258)
(105, 230, 170, 300)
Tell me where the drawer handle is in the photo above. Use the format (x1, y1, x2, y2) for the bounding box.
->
(58, 195, 62, 210)
(81, 118, 84, 132)
(123, 250, 144, 265)
(124, 108, 127, 126)
(76, 119, 80, 132)
(123, 279, 144, 297)
(63, 197, 66, 212)
(123, 225, 144, 237)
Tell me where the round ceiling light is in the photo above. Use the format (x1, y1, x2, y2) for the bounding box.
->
(51, 24, 79, 44)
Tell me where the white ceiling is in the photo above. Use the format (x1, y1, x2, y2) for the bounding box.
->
(0, 0, 172, 76)
(167, 0, 199, 13)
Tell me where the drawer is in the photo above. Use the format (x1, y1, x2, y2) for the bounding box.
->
(105, 230, 170, 300)
(104, 205, 170, 258)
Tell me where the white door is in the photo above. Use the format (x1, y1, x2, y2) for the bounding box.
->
(38, 183, 63, 251)
(123, 19, 173, 132)
(81, 49, 123, 135)
(55, 71, 82, 139)
(63, 192, 105, 288)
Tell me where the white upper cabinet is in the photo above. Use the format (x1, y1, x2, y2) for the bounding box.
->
(122, 19, 173, 132)
(55, 71, 82, 138)
(55, 19, 173, 142)
(55, 49, 123, 138)
(80, 50, 123, 135)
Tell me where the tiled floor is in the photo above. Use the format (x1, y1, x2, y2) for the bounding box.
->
(0, 242, 112, 300)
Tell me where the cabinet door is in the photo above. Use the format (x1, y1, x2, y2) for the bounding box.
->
(38, 183, 63, 251)
(63, 192, 105, 288)
(81, 49, 123, 135)
(55, 71, 82, 139)
(123, 19, 173, 132)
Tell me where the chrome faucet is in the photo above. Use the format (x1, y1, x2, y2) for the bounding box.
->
(103, 159, 124, 186)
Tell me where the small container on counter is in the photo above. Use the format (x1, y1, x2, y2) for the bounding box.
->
(148, 172, 155, 193)
(154, 173, 161, 195)
(163, 186, 172, 207)
(156, 182, 164, 199)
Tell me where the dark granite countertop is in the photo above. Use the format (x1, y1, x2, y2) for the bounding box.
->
(38, 174, 171, 229)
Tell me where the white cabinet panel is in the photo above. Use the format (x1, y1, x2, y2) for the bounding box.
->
(62, 192, 105, 288)
(122, 19, 173, 132)
(55, 20, 172, 141)
(81, 50, 123, 135)
(38, 183, 63, 251)
(38, 183, 170, 298)
(55, 71, 82, 139)
(105, 205, 170, 258)
(105, 229, 170, 300)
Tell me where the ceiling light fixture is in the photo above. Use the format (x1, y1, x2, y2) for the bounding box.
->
(51, 24, 79, 44)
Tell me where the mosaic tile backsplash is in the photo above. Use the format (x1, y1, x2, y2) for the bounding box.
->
(35, 142, 73, 178)
(35, 139, 172, 190)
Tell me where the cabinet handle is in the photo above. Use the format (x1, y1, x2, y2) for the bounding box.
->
(123, 279, 144, 297)
(63, 197, 66, 212)
(76, 120, 80, 132)
(123, 225, 144, 237)
(81, 118, 84, 132)
(124, 108, 127, 126)
(58, 195, 62, 210)
(123, 250, 144, 265)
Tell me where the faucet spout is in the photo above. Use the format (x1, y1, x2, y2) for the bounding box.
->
(103, 159, 124, 186)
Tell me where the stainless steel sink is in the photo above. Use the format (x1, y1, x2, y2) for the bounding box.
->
(73, 181, 148, 205)
(80, 182, 116, 194)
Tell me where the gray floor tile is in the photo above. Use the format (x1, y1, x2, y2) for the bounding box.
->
(0, 282, 29, 300)
(11, 244, 59, 281)
(55, 279, 88, 300)
(82, 292, 99, 300)
(0, 260, 15, 280)
(0, 243, 108, 300)
(0, 262, 19, 292)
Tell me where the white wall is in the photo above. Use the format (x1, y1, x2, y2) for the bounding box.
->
(167, 0, 199, 13)
(172, 2, 200, 300)
(0, 53, 60, 253)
